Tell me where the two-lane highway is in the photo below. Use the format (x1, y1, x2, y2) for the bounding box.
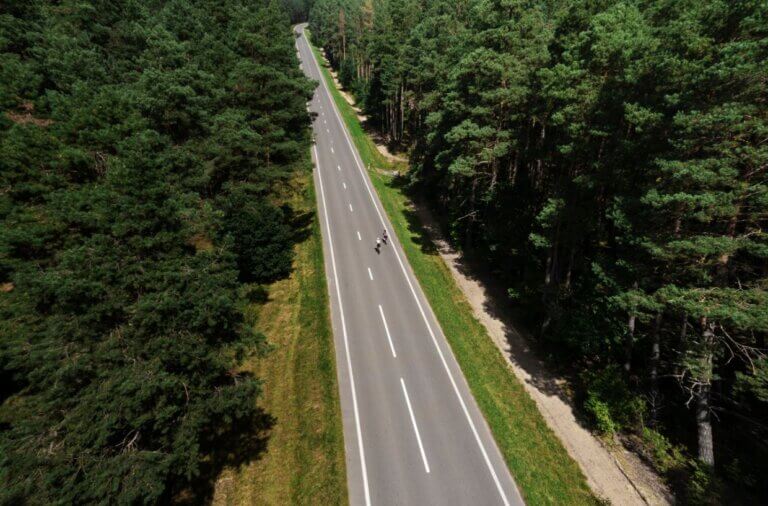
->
(295, 24, 525, 506)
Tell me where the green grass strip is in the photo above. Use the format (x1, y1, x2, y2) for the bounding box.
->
(307, 31, 599, 506)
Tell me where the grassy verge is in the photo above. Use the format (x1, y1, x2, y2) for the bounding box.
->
(213, 169, 347, 505)
(308, 35, 599, 505)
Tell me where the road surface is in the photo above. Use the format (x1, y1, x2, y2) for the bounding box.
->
(295, 24, 525, 506)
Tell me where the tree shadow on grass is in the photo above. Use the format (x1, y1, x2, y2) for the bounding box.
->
(176, 205, 316, 504)
(288, 207, 315, 245)
(400, 205, 439, 255)
(173, 392, 275, 504)
(383, 178, 438, 256)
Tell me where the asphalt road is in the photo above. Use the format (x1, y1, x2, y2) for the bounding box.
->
(295, 24, 525, 506)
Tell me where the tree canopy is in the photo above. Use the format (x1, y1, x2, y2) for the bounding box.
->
(0, 0, 313, 502)
(310, 0, 768, 501)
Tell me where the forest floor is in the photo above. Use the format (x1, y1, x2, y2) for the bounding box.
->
(211, 169, 347, 506)
(311, 38, 672, 505)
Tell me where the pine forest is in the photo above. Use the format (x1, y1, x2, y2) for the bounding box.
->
(309, 0, 768, 502)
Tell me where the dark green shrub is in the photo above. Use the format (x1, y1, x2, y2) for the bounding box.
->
(584, 396, 617, 435)
(641, 427, 687, 474)
(685, 461, 721, 506)
(583, 365, 646, 434)
(219, 190, 294, 283)
(242, 283, 269, 304)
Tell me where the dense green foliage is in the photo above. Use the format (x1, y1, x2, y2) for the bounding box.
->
(310, 0, 768, 501)
(282, 0, 316, 23)
(0, 0, 313, 503)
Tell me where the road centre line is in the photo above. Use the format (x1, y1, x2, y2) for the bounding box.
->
(400, 378, 430, 473)
(312, 144, 371, 506)
(349, 203, 353, 212)
(368, 267, 373, 280)
(357, 231, 362, 241)
(343, 182, 347, 189)
(303, 30, 513, 506)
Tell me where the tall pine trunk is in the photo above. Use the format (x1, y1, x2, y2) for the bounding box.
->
(624, 281, 639, 374)
(649, 312, 662, 426)
(625, 313, 636, 374)
(695, 318, 715, 466)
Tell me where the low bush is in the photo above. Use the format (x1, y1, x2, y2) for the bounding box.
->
(584, 396, 617, 435)
(582, 365, 646, 435)
(640, 427, 686, 474)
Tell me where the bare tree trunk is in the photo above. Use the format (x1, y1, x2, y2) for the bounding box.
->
(564, 248, 574, 289)
(540, 228, 559, 338)
(544, 249, 553, 288)
(649, 312, 662, 426)
(624, 281, 639, 374)
(696, 384, 715, 466)
(550, 220, 561, 286)
(680, 313, 688, 343)
(401, 84, 404, 143)
(391, 99, 396, 141)
(339, 9, 347, 59)
(466, 178, 477, 250)
(510, 151, 518, 185)
(625, 313, 636, 374)
(696, 318, 715, 466)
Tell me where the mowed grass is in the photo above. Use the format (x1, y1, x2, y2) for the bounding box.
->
(213, 169, 347, 506)
(307, 33, 600, 505)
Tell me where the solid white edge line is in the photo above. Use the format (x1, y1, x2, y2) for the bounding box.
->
(378, 304, 397, 358)
(303, 27, 514, 506)
(368, 267, 374, 281)
(313, 144, 372, 506)
(400, 378, 430, 473)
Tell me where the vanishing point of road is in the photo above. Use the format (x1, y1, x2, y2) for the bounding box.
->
(295, 23, 525, 506)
